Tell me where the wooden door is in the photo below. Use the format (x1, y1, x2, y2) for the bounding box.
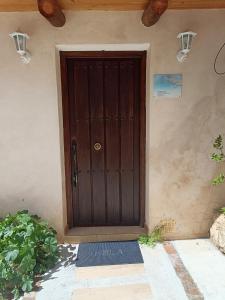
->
(60, 51, 146, 228)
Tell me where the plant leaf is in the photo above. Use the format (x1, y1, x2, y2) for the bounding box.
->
(211, 153, 224, 162)
(5, 250, 19, 262)
(219, 207, 225, 214)
(213, 135, 223, 150)
(212, 174, 225, 185)
(12, 287, 20, 300)
(22, 277, 33, 292)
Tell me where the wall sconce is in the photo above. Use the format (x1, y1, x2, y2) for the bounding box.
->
(177, 31, 197, 63)
(9, 32, 31, 64)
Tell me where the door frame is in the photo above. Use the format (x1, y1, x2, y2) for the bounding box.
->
(60, 51, 146, 229)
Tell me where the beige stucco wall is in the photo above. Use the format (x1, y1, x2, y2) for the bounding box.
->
(1, 9, 225, 240)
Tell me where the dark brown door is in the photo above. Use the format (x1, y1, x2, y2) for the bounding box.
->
(60, 51, 146, 228)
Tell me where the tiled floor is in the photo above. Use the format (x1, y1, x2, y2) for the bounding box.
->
(33, 239, 225, 300)
(174, 239, 225, 300)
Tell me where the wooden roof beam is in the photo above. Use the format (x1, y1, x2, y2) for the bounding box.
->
(1, 1, 225, 11)
(142, 0, 168, 27)
(37, 0, 65, 27)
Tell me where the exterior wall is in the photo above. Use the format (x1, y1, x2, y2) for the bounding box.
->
(1, 9, 225, 240)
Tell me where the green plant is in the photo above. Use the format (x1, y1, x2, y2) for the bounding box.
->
(211, 135, 225, 185)
(219, 207, 225, 215)
(0, 211, 59, 299)
(139, 228, 163, 247)
(138, 219, 175, 247)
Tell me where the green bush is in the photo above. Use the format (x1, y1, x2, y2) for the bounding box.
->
(0, 211, 59, 299)
(211, 135, 225, 185)
(138, 219, 175, 247)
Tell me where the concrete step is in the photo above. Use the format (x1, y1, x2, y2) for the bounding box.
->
(72, 284, 152, 300)
(76, 263, 145, 280)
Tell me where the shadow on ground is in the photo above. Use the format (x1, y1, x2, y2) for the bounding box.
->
(34, 244, 77, 292)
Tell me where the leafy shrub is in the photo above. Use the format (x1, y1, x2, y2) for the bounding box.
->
(0, 211, 59, 299)
(139, 219, 175, 247)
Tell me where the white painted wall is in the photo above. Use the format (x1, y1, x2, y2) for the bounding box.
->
(1, 10, 225, 239)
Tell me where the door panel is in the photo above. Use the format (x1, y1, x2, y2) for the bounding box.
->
(77, 172, 92, 226)
(120, 61, 134, 118)
(89, 61, 104, 119)
(61, 51, 146, 228)
(104, 62, 119, 118)
(92, 171, 106, 225)
(74, 63, 89, 120)
(121, 119, 134, 225)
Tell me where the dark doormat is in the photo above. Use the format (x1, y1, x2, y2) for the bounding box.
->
(76, 241, 144, 267)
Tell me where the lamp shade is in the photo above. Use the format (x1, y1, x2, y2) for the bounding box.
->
(177, 31, 197, 63)
(9, 32, 29, 55)
(177, 31, 197, 54)
(9, 32, 31, 64)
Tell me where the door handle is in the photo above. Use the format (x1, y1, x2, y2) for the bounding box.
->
(72, 142, 78, 188)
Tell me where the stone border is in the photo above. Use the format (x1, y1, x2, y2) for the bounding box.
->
(164, 242, 204, 300)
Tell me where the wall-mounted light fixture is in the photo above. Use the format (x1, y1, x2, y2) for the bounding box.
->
(9, 32, 31, 64)
(177, 31, 197, 63)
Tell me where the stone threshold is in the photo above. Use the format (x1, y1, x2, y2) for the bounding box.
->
(64, 226, 147, 243)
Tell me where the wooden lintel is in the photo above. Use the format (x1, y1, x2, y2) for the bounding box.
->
(1, 1, 225, 12)
(142, 0, 168, 27)
(37, 0, 65, 27)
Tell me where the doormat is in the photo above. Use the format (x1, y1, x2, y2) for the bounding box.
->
(76, 241, 144, 267)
